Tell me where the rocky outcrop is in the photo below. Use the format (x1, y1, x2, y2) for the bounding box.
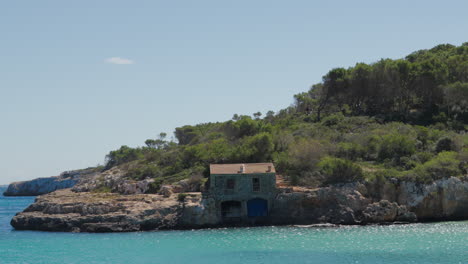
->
(362, 200, 417, 223)
(11, 189, 219, 232)
(159, 185, 174, 197)
(3, 168, 99, 196)
(270, 183, 371, 225)
(70, 166, 126, 193)
(5, 164, 205, 197)
(10, 177, 468, 232)
(71, 166, 159, 195)
(11, 183, 413, 232)
(368, 176, 468, 221)
(397, 177, 468, 220)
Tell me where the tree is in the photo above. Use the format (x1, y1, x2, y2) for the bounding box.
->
(443, 82, 468, 121)
(348, 63, 372, 114)
(105, 145, 143, 169)
(253, 112, 262, 120)
(294, 92, 314, 115)
(145, 132, 168, 149)
(265, 110, 275, 122)
(175, 126, 198, 145)
(316, 68, 348, 120)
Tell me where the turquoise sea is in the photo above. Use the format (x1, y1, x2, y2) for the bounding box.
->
(0, 186, 467, 264)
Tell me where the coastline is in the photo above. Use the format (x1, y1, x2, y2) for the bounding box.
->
(9, 176, 468, 233)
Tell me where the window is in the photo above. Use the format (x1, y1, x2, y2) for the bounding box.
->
(215, 177, 223, 188)
(226, 179, 235, 190)
(252, 178, 260, 192)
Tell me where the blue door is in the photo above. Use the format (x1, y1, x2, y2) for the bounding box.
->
(247, 198, 268, 217)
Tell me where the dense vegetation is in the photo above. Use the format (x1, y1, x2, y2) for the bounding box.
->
(103, 43, 468, 191)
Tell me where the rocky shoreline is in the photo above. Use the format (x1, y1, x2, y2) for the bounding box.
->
(3, 168, 99, 196)
(10, 176, 468, 232)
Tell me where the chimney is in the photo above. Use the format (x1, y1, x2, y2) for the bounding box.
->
(267, 165, 272, 172)
(239, 164, 245, 173)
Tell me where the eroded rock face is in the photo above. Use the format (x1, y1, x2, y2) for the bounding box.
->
(71, 166, 125, 193)
(396, 177, 468, 220)
(11, 189, 218, 232)
(362, 200, 417, 223)
(3, 169, 99, 196)
(270, 183, 371, 225)
(71, 166, 160, 195)
(159, 185, 173, 197)
(10, 177, 468, 232)
(10, 189, 219, 232)
(367, 176, 468, 221)
(115, 179, 155, 195)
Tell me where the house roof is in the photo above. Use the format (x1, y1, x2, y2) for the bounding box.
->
(210, 163, 275, 175)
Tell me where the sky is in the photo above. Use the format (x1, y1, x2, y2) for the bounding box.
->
(1, 0, 467, 184)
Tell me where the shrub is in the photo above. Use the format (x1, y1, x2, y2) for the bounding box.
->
(185, 173, 206, 192)
(178, 193, 188, 202)
(373, 168, 401, 180)
(336, 142, 366, 161)
(126, 164, 161, 180)
(414, 152, 433, 164)
(287, 139, 329, 173)
(318, 157, 363, 185)
(145, 180, 163, 194)
(364, 135, 382, 160)
(399, 156, 419, 170)
(235, 132, 274, 162)
(321, 113, 345, 126)
(365, 168, 402, 187)
(184, 138, 234, 164)
(292, 170, 324, 187)
(92, 186, 112, 193)
(405, 151, 461, 183)
(435, 136, 462, 153)
(378, 134, 416, 163)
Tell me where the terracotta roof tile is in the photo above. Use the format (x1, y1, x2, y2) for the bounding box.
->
(210, 163, 275, 174)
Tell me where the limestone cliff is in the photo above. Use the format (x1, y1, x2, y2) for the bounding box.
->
(4, 164, 201, 197)
(10, 189, 219, 232)
(9, 176, 468, 232)
(269, 183, 416, 225)
(3, 168, 99, 196)
(367, 176, 468, 221)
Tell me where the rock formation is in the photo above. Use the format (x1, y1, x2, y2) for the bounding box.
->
(362, 200, 417, 223)
(3, 168, 99, 196)
(9, 176, 468, 232)
(366, 176, 468, 221)
(270, 183, 371, 225)
(10, 189, 217, 232)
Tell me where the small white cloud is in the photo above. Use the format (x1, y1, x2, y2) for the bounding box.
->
(105, 57, 134, 65)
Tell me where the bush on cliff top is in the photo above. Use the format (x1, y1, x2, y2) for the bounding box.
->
(404, 151, 462, 183)
(318, 157, 364, 185)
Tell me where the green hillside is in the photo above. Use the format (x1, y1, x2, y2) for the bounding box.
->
(101, 43, 468, 191)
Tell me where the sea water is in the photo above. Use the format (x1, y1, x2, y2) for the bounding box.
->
(0, 186, 466, 264)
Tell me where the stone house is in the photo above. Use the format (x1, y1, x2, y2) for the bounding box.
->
(209, 163, 277, 223)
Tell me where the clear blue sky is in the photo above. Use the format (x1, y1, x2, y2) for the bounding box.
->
(1, 0, 467, 184)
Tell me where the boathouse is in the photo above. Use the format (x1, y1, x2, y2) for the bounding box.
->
(209, 163, 277, 223)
